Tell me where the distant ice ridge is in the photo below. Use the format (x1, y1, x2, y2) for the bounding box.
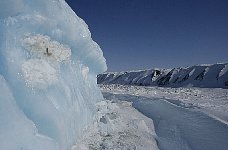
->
(98, 63, 228, 89)
(0, 0, 106, 150)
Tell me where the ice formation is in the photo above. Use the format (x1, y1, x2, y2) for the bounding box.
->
(98, 63, 228, 88)
(0, 0, 107, 150)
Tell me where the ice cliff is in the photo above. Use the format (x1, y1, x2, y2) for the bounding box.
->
(0, 0, 107, 150)
(97, 63, 228, 88)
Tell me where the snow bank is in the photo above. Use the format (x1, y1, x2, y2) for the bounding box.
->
(0, 0, 106, 150)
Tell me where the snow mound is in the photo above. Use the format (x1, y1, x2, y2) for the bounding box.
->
(74, 100, 159, 150)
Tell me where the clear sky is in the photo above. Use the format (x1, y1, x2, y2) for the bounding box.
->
(65, 0, 228, 72)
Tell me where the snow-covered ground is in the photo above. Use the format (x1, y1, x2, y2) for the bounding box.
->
(95, 84, 228, 150)
(74, 100, 159, 150)
(100, 84, 228, 124)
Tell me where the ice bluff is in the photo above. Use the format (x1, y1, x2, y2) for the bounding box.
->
(0, 0, 106, 150)
(98, 63, 228, 89)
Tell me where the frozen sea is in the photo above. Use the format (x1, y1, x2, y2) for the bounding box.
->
(77, 85, 228, 150)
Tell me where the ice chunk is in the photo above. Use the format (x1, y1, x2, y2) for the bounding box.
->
(0, 0, 107, 150)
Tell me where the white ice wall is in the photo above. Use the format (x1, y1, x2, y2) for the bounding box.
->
(0, 0, 107, 149)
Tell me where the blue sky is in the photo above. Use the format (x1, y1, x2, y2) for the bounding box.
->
(66, 0, 228, 71)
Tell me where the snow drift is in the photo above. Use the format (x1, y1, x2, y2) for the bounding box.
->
(0, 0, 106, 150)
(97, 63, 228, 88)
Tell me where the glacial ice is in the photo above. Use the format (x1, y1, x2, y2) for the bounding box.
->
(0, 0, 107, 150)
